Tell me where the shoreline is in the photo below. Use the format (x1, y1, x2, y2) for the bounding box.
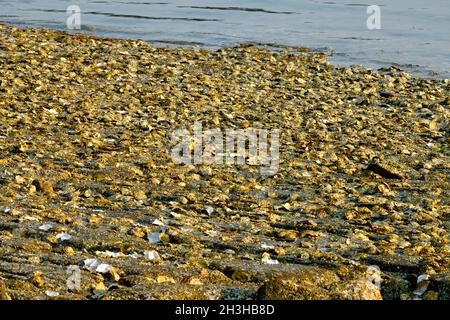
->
(2, 21, 448, 81)
(0, 23, 449, 300)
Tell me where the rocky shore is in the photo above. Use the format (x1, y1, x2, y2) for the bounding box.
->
(0, 24, 449, 300)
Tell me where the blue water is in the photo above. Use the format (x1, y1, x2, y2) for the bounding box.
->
(1, 0, 449, 78)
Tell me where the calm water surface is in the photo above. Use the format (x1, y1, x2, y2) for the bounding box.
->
(1, 0, 449, 78)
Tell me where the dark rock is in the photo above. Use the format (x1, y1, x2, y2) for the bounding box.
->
(257, 275, 382, 300)
(366, 161, 404, 180)
(257, 276, 331, 300)
(231, 270, 252, 282)
(428, 274, 450, 300)
(364, 254, 423, 274)
(379, 91, 395, 98)
(32, 179, 54, 194)
(380, 276, 411, 300)
(0, 279, 12, 300)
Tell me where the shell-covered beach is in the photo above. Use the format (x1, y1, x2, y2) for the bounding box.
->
(0, 24, 449, 300)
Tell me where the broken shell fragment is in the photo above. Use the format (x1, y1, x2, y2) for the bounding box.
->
(55, 233, 72, 242)
(144, 250, 161, 260)
(39, 224, 53, 231)
(147, 232, 161, 244)
(45, 291, 59, 297)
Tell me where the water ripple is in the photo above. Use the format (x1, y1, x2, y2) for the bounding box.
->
(176, 6, 299, 15)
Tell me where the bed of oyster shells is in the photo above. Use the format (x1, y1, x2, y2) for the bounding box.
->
(0, 24, 449, 300)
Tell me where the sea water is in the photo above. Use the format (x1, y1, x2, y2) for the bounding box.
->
(1, 0, 449, 78)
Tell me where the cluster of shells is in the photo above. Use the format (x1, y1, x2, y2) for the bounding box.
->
(0, 24, 448, 300)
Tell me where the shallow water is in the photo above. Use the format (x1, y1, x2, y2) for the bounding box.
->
(1, 0, 449, 78)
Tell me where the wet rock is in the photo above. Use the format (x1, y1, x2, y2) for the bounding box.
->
(257, 272, 382, 300)
(379, 91, 395, 98)
(257, 276, 331, 300)
(278, 230, 298, 241)
(134, 190, 147, 201)
(381, 276, 411, 300)
(364, 254, 423, 274)
(181, 276, 203, 286)
(340, 279, 382, 300)
(32, 179, 54, 194)
(366, 161, 404, 180)
(0, 280, 12, 300)
(139, 284, 221, 300)
(423, 290, 439, 300)
(230, 270, 252, 282)
(32, 271, 44, 288)
(428, 274, 450, 300)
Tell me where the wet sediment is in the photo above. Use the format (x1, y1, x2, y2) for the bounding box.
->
(0, 24, 449, 300)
